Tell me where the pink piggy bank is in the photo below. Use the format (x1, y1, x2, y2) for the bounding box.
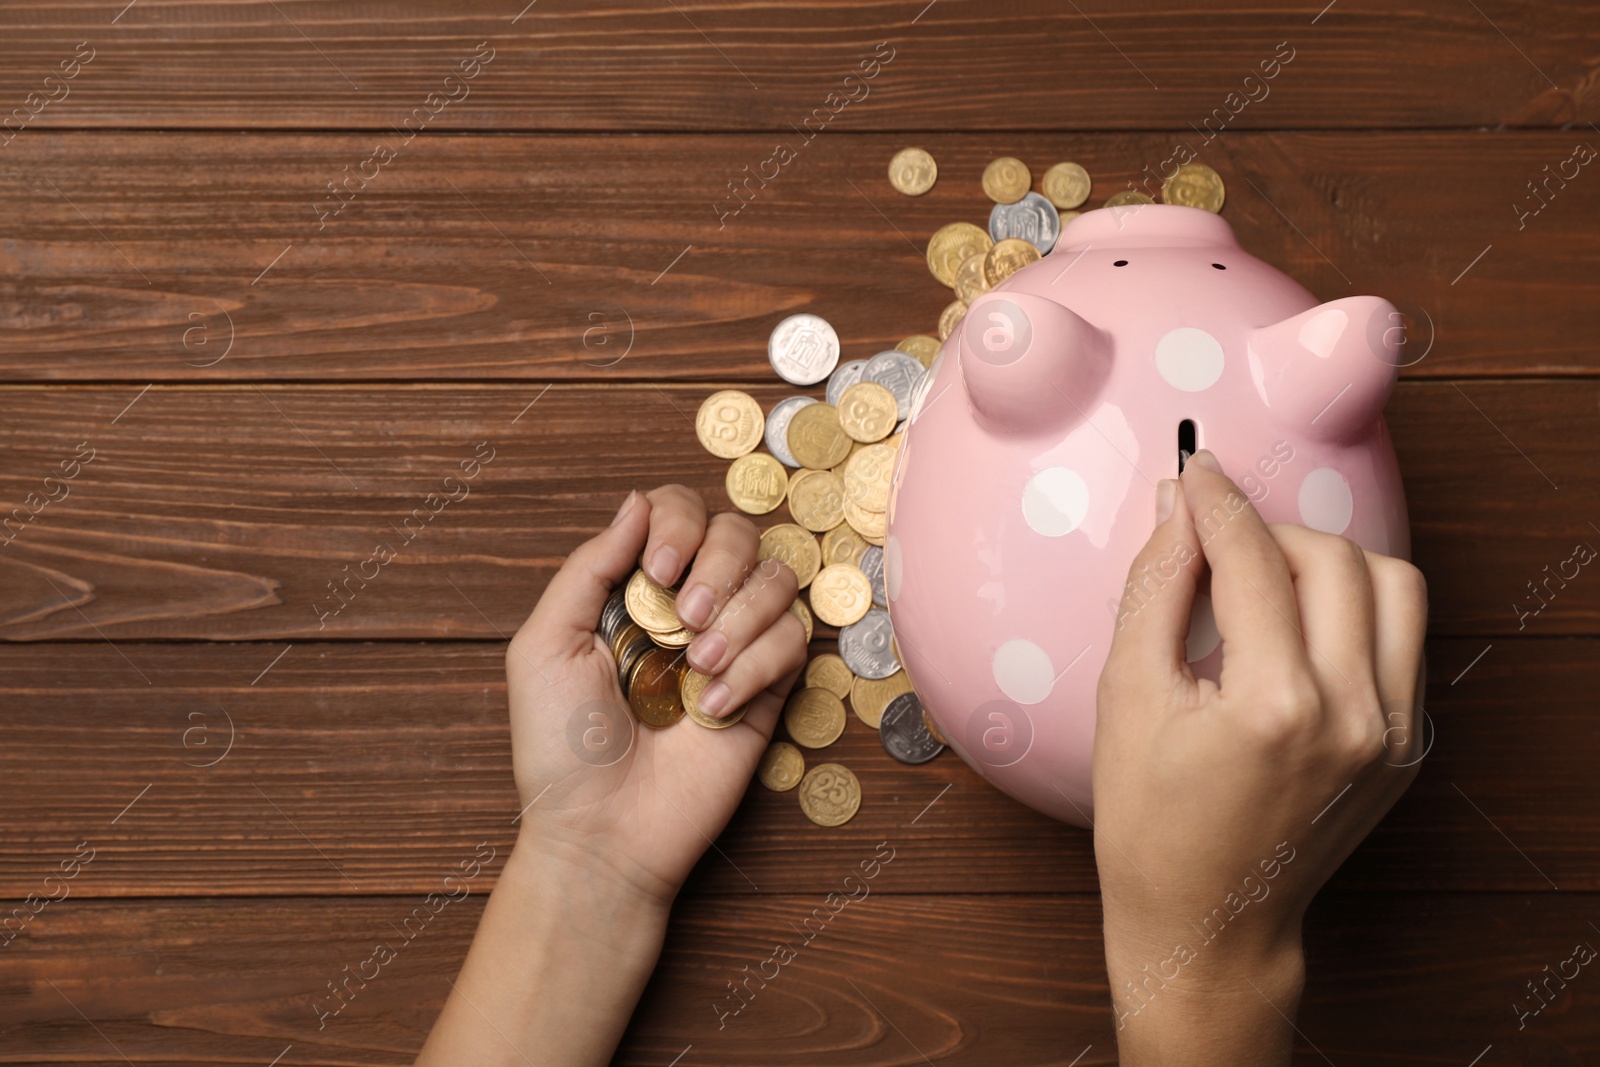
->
(885, 203, 1411, 827)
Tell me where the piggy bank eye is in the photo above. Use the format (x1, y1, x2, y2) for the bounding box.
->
(1212, 262, 1227, 270)
(1113, 259, 1128, 267)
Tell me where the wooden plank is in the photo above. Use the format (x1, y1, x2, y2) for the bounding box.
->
(0, 382, 1595, 642)
(0, 892, 1595, 1064)
(0, 636, 1594, 898)
(0, 1, 1593, 132)
(0, 132, 1596, 380)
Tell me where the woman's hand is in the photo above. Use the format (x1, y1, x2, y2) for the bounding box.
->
(417, 485, 809, 1067)
(1091, 450, 1428, 1064)
(505, 484, 809, 905)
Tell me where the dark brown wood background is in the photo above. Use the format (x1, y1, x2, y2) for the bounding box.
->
(1, 2, 1597, 1063)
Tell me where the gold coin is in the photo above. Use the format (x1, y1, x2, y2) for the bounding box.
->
(830, 440, 863, 477)
(783, 687, 847, 748)
(888, 147, 938, 196)
(808, 563, 872, 627)
(921, 706, 948, 746)
(896, 334, 941, 369)
(758, 741, 805, 791)
(954, 250, 990, 304)
(1104, 189, 1155, 207)
(625, 568, 681, 633)
(788, 596, 814, 643)
(843, 442, 895, 513)
(982, 156, 1032, 204)
(821, 522, 870, 568)
(787, 468, 846, 533)
(926, 222, 992, 288)
(837, 381, 898, 444)
(1041, 162, 1091, 209)
(786, 402, 853, 469)
(759, 522, 822, 588)
(805, 652, 855, 700)
(983, 237, 1041, 288)
(695, 390, 764, 459)
(851, 669, 914, 729)
(682, 668, 746, 729)
(726, 452, 788, 514)
(1161, 162, 1225, 213)
(651, 623, 695, 648)
(798, 762, 861, 827)
(842, 497, 886, 541)
(628, 646, 686, 728)
(938, 299, 967, 341)
(1060, 209, 1082, 227)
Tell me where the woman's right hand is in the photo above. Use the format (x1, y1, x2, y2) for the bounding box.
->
(1091, 450, 1428, 1065)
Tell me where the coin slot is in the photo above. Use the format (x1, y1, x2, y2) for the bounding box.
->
(1212, 262, 1227, 270)
(1113, 259, 1129, 267)
(1178, 418, 1197, 474)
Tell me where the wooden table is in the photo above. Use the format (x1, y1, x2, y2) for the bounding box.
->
(1, 2, 1597, 1063)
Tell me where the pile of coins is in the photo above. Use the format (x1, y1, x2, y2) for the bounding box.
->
(663, 150, 1229, 827)
(904, 153, 1227, 338)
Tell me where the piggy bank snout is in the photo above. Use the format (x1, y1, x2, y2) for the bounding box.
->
(958, 291, 1113, 434)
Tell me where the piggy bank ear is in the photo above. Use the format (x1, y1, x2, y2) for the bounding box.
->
(958, 291, 1113, 435)
(1246, 295, 1402, 441)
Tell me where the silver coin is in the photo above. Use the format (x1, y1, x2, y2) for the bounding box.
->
(861, 350, 926, 421)
(768, 313, 841, 386)
(988, 191, 1061, 255)
(616, 632, 659, 691)
(825, 359, 868, 407)
(765, 396, 818, 468)
(838, 608, 899, 680)
(859, 544, 886, 608)
(879, 691, 944, 764)
(600, 586, 629, 643)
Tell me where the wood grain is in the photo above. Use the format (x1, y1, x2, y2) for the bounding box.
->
(0, 1, 1594, 132)
(0, 383, 1594, 642)
(0, 892, 1594, 1064)
(1, 133, 1596, 380)
(0, 636, 1592, 898)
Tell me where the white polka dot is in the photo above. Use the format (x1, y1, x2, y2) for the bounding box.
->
(1186, 594, 1220, 662)
(1155, 327, 1226, 392)
(1021, 467, 1089, 536)
(884, 534, 904, 601)
(1298, 467, 1353, 534)
(992, 638, 1055, 705)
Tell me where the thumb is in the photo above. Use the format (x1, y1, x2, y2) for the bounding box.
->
(1103, 479, 1205, 689)
(516, 489, 653, 661)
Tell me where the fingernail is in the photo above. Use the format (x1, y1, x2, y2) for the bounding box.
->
(610, 490, 637, 526)
(698, 680, 730, 717)
(648, 545, 681, 585)
(1189, 449, 1221, 473)
(689, 629, 727, 673)
(1155, 479, 1176, 523)
(678, 583, 715, 628)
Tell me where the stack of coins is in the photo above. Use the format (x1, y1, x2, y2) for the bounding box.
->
(598, 568, 750, 731)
